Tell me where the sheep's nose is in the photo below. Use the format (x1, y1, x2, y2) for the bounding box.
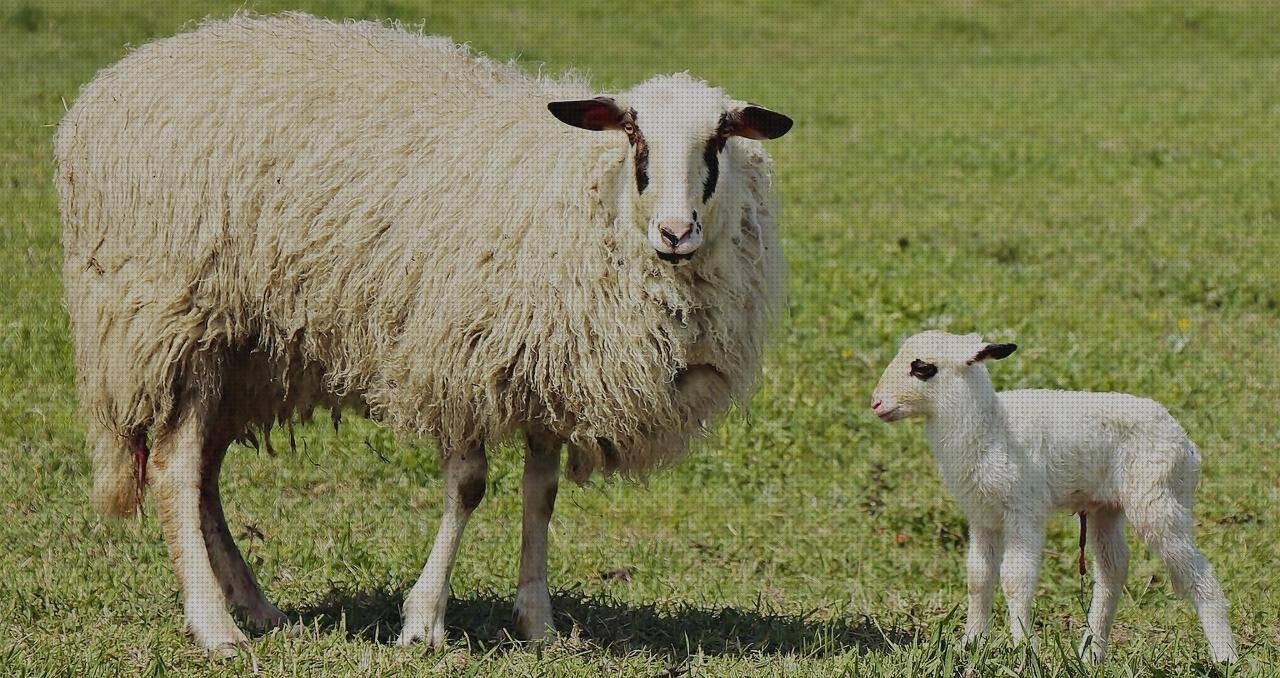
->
(658, 220, 693, 248)
(870, 398, 883, 412)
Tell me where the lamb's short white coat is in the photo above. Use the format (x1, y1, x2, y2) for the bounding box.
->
(871, 331, 1237, 664)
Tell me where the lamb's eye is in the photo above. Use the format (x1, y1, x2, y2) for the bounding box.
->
(910, 359, 937, 381)
(623, 123, 635, 134)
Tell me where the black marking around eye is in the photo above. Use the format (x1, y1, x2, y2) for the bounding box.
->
(910, 359, 938, 381)
(702, 112, 735, 203)
(621, 108, 648, 194)
(702, 137, 723, 203)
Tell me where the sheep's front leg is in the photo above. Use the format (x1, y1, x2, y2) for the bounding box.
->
(398, 444, 488, 648)
(1079, 508, 1128, 664)
(963, 526, 1003, 645)
(1000, 513, 1046, 647)
(513, 431, 561, 640)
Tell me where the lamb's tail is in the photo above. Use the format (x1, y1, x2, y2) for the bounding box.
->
(91, 428, 148, 517)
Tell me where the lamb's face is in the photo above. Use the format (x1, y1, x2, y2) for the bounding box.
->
(870, 331, 1017, 422)
(548, 74, 791, 263)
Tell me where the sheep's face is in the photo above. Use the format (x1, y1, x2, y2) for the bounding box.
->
(870, 331, 1017, 422)
(549, 74, 791, 263)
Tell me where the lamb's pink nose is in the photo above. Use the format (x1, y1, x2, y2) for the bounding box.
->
(870, 398, 883, 412)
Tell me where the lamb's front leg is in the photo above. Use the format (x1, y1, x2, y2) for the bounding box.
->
(1000, 513, 1047, 647)
(398, 443, 488, 648)
(513, 432, 561, 640)
(963, 526, 1003, 645)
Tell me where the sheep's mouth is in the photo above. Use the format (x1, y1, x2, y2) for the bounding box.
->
(656, 250, 695, 263)
(875, 406, 904, 422)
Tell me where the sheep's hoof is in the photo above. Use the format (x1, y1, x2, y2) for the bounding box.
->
(189, 617, 249, 659)
(207, 640, 248, 661)
(513, 586, 556, 642)
(241, 603, 290, 631)
(266, 620, 310, 639)
(513, 610, 556, 643)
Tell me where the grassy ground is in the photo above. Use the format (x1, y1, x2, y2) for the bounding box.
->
(2, 0, 1279, 675)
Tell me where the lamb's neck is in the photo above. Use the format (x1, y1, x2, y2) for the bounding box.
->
(924, 381, 1012, 471)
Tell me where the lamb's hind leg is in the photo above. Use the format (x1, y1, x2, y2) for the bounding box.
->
(513, 431, 561, 641)
(1079, 507, 1128, 664)
(1133, 497, 1237, 663)
(150, 388, 246, 655)
(198, 429, 288, 630)
(397, 443, 488, 648)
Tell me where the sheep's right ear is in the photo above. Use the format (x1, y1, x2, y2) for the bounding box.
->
(548, 97, 627, 131)
(968, 343, 1018, 364)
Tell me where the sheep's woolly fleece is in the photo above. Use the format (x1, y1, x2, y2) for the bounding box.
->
(56, 13, 786, 514)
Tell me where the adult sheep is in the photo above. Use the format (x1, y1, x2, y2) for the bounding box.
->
(56, 13, 791, 653)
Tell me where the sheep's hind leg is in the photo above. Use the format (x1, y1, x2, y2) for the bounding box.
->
(198, 429, 288, 631)
(513, 431, 561, 641)
(150, 388, 247, 656)
(398, 443, 488, 648)
(1079, 507, 1128, 664)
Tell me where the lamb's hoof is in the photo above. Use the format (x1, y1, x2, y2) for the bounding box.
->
(1210, 649, 1239, 664)
(1077, 636, 1107, 665)
(396, 620, 447, 649)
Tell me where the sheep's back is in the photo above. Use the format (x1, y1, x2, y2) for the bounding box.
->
(55, 14, 608, 431)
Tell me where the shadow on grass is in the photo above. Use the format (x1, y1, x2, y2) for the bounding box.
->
(287, 586, 913, 658)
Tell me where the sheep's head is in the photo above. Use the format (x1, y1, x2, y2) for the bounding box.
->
(549, 74, 791, 262)
(870, 331, 1017, 422)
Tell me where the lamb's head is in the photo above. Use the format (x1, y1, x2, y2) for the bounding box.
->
(549, 74, 791, 262)
(870, 331, 1017, 422)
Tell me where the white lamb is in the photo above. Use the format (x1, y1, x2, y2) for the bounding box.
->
(870, 331, 1237, 664)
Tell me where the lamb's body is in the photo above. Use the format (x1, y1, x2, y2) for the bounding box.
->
(938, 390, 1194, 527)
(873, 332, 1237, 664)
(57, 13, 785, 652)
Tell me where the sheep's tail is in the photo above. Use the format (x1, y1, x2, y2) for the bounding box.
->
(91, 428, 149, 517)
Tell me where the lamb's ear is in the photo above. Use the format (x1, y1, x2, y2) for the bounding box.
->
(968, 343, 1018, 365)
(547, 97, 627, 131)
(724, 105, 793, 140)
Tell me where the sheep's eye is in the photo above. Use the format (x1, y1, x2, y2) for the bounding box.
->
(910, 359, 937, 381)
(623, 123, 635, 134)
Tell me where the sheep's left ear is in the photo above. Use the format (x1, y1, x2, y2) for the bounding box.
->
(547, 97, 628, 131)
(724, 105, 793, 140)
(968, 343, 1018, 364)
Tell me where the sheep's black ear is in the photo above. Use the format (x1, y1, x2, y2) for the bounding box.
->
(724, 105, 793, 140)
(548, 97, 627, 131)
(969, 343, 1018, 364)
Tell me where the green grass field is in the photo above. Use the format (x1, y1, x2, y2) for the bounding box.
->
(2, 1, 1279, 675)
